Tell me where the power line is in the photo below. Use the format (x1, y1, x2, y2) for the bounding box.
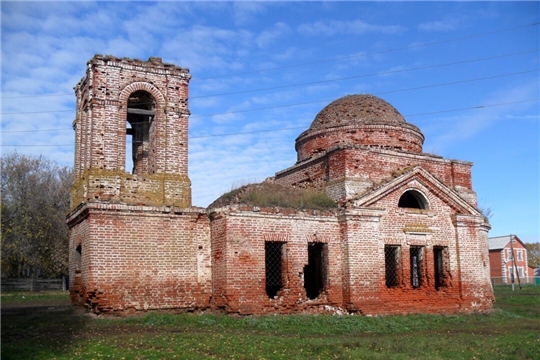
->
(2, 98, 538, 145)
(2, 67, 538, 116)
(2, 128, 72, 134)
(2, 22, 538, 100)
(195, 22, 540, 80)
(191, 69, 539, 118)
(1, 109, 73, 115)
(2, 144, 73, 147)
(189, 50, 539, 99)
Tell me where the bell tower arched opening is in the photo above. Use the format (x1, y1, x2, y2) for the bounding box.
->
(126, 90, 155, 175)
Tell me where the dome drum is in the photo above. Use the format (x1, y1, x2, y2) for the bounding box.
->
(295, 122, 424, 162)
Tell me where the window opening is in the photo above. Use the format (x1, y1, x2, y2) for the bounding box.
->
(398, 190, 428, 209)
(304, 242, 327, 299)
(434, 246, 448, 290)
(410, 246, 424, 289)
(385, 245, 400, 288)
(75, 245, 82, 271)
(517, 250, 523, 261)
(265, 242, 284, 298)
(126, 91, 155, 175)
(507, 249, 513, 260)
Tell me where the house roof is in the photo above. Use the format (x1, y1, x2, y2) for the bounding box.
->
(488, 236, 511, 250)
(488, 235, 524, 250)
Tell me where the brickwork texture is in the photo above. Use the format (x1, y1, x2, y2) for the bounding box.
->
(68, 56, 494, 316)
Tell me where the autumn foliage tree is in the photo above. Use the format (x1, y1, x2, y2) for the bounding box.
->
(1, 152, 73, 278)
(525, 242, 540, 269)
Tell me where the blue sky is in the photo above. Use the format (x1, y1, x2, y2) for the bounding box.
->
(1, 1, 539, 243)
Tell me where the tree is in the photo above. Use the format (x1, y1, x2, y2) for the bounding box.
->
(525, 242, 540, 268)
(1, 152, 73, 278)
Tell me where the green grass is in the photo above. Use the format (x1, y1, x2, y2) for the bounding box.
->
(1, 290, 69, 304)
(1, 287, 539, 359)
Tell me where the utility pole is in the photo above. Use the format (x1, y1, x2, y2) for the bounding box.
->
(509, 234, 522, 291)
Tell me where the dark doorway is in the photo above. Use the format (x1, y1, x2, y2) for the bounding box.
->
(304, 242, 327, 299)
(265, 242, 284, 298)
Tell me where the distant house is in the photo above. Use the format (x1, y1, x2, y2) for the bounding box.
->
(488, 235, 530, 285)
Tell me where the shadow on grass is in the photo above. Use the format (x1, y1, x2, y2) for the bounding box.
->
(1, 305, 90, 360)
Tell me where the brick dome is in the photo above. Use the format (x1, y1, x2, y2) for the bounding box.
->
(295, 94, 424, 162)
(310, 94, 406, 130)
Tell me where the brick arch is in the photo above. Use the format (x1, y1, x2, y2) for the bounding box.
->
(398, 188, 429, 210)
(119, 82, 166, 110)
(118, 82, 166, 174)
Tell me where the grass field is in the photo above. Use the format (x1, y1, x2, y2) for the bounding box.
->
(1, 286, 539, 359)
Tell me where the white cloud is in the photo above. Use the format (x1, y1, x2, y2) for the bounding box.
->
(233, 1, 268, 26)
(256, 22, 291, 48)
(418, 19, 461, 32)
(298, 20, 405, 37)
(423, 80, 539, 153)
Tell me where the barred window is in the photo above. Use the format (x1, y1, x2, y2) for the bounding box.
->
(385, 245, 400, 288)
(265, 242, 284, 298)
(410, 246, 424, 289)
(433, 246, 448, 290)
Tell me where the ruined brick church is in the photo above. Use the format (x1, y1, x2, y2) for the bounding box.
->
(68, 55, 494, 315)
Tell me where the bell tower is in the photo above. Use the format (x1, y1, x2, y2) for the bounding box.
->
(71, 55, 192, 208)
(68, 56, 212, 314)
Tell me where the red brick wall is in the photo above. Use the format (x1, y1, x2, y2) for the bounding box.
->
(275, 147, 476, 206)
(489, 250, 503, 279)
(68, 204, 212, 314)
(208, 200, 493, 315)
(340, 185, 492, 315)
(209, 207, 344, 314)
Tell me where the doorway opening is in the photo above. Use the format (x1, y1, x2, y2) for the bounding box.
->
(304, 242, 327, 299)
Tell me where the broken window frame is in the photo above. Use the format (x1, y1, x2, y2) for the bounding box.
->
(384, 245, 401, 288)
(410, 246, 424, 289)
(265, 242, 285, 298)
(433, 246, 449, 290)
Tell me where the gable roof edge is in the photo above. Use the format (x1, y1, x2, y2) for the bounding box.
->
(352, 166, 480, 216)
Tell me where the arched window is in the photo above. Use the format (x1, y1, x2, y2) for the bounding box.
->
(126, 91, 155, 175)
(398, 190, 428, 209)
